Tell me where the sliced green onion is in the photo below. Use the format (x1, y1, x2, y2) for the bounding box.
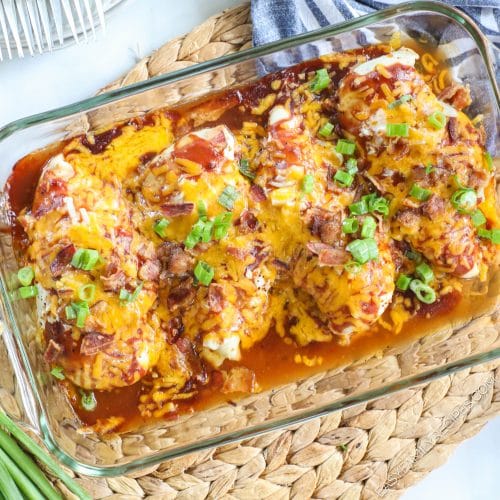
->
(318, 122, 334, 137)
(194, 261, 214, 286)
(0, 411, 91, 500)
(18, 286, 37, 299)
(218, 185, 239, 210)
(184, 218, 207, 249)
(310, 68, 330, 92)
(335, 139, 356, 155)
(478, 228, 500, 244)
(213, 212, 233, 240)
(349, 199, 368, 215)
(346, 238, 378, 264)
(409, 279, 436, 304)
(406, 249, 422, 262)
(78, 284, 95, 302)
(452, 174, 467, 190)
(361, 216, 376, 238)
(428, 111, 446, 130)
(50, 366, 65, 380)
(396, 274, 412, 291)
(334, 170, 354, 188)
(484, 152, 493, 171)
(153, 218, 170, 238)
(388, 94, 412, 109)
(197, 200, 207, 217)
(345, 158, 358, 175)
(80, 390, 97, 412)
(71, 248, 100, 271)
(301, 174, 314, 193)
(66, 301, 89, 328)
(239, 159, 256, 180)
(17, 267, 34, 287)
(415, 262, 434, 284)
(451, 188, 477, 214)
(344, 261, 361, 274)
(386, 123, 409, 137)
(342, 217, 359, 234)
(425, 163, 435, 174)
(201, 219, 215, 243)
(409, 183, 431, 201)
(120, 282, 143, 303)
(363, 193, 390, 216)
(470, 209, 486, 227)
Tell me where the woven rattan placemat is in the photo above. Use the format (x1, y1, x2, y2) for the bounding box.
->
(26, 3, 500, 499)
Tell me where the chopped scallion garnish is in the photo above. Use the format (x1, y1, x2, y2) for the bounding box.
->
(154, 218, 170, 238)
(310, 68, 330, 92)
(345, 158, 358, 175)
(478, 228, 500, 244)
(78, 284, 95, 302)
(17, 266, 34, 287)
(218, 185, 239, 210)
(388, 94, 412, 109)
(342, 217, 359, 234)
(409, 183, 431, 201)
(71, 248, 100, 271)
(425, 163, 435, 174)
(50, 366, 65, 380)
(194, 261, 214, 286)
(349, 199, 368, 215)
(386, 123, 409, 137)
(409, 279, 436, 304)
(470, 209, 486, 227)
(344, 261, 361, 274)
(346, 238, 378, 264)
(334, 170, 354, 187)
(318, 122, 334, 137)
(80, 390, 97, 412)
(428, 111, 446, 130)
(415, 262, 434, 284)
(18, 286, 38, 299)
(119, 282, 143, 303)
(361, 216, 376, 239)
(213, 212, 233, 240)
(239, 159, 256, 180)
(335, 139, 356, 155)
(396, 274, 412, 291)
(197, 200, 207, 217)
(451, 188, 477, 214)
(301, 174, 314, 193)
(65, 301, 89, 328)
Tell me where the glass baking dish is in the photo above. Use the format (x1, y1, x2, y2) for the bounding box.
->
(0, 1, 498, 477)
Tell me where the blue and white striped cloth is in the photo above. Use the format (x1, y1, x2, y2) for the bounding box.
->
(251, 0, 499, 50)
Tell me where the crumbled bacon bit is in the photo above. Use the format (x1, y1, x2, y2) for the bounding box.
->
(226, 246, 247, 260)
(166, 317, 184, 344)
(139, 258, 161, 281)
(80, 332, 113, 356)
(167, 283, 195, 310)
(249, 184, 267, 202)
(161, 203, 194, 217)
(237, 210, 259, 234)
(101, 257, 127, 292)
(158, 242, 194, 277)
(438, 84, 471, 111)
(50, 244, 76, 278)
(421, 195, 445, 218)
(447, 117, 459, 143)
(306, 242, 348, 266)
(207, 283, 225, 312)
(44, 339, 62, 363)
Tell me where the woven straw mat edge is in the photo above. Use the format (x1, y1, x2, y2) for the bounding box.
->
(45, 3, 500, 499)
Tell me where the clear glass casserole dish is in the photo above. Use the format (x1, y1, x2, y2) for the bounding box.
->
(0, 0, 498, 476)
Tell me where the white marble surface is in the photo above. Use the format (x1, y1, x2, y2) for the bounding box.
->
(0, 0, 498, 497)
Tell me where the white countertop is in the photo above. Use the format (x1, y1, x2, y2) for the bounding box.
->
(0, 0, 498, 497)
